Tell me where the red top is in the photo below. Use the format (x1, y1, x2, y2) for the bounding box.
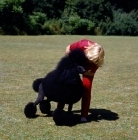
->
(70, 39, 95, 51)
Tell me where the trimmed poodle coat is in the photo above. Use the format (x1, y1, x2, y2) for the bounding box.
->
(34, 49, 89, 105)
(24, 49, 89, 118)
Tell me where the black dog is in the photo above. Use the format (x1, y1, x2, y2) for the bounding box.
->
(24, 49, 88, 119)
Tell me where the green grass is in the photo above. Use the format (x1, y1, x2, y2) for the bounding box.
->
(0, 35, 138, 140)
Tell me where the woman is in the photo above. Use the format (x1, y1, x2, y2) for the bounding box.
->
(58, 39, 105, 122)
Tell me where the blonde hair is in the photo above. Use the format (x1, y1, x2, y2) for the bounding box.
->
(84, 42, 105, 67)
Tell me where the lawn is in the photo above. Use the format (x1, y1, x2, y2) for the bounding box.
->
(0, 35, 138, 140)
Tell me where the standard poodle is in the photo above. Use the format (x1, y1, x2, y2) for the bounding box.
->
(24, 49, 88, 121)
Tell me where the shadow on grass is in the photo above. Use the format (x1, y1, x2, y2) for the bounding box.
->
(74, 108, 119, 122)
(28, 108, 119, 127)
(89, 108, 119, 121)
(66, 108, 119, 126)
(49, 108, 119, 127)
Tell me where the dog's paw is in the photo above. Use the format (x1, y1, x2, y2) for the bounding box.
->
(39, 100, 51, 114)
(24, 102, 37, 118)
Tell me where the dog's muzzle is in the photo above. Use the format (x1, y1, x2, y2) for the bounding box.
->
(76, 65, 86, 74)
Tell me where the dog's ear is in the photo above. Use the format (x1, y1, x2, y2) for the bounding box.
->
(59, 68, 81, 84)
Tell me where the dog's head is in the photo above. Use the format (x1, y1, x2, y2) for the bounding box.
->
(68, 49, 89, 66)
(56, 49, 88, 81)
(68, 49, 88, 74)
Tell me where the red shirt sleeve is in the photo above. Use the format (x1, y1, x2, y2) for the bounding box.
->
(70, 39, 95, 51)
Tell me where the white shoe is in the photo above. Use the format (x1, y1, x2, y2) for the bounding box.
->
(81, 117, 87, 122)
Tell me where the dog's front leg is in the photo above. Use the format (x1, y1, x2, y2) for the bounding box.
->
(68, 103, 73, 113)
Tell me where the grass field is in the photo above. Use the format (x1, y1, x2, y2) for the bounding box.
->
(0, 35, 138, 140)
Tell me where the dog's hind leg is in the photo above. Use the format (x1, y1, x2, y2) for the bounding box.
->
(34, 83, 44, 106)
(68, 103, 73, 113)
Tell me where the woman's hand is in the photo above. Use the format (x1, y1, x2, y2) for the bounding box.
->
(83, 71, 95, 76)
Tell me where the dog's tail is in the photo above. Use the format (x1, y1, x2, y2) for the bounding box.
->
(32, 78, 43, 92)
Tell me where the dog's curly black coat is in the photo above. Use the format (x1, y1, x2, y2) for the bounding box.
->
(24, 49, 88, 119)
